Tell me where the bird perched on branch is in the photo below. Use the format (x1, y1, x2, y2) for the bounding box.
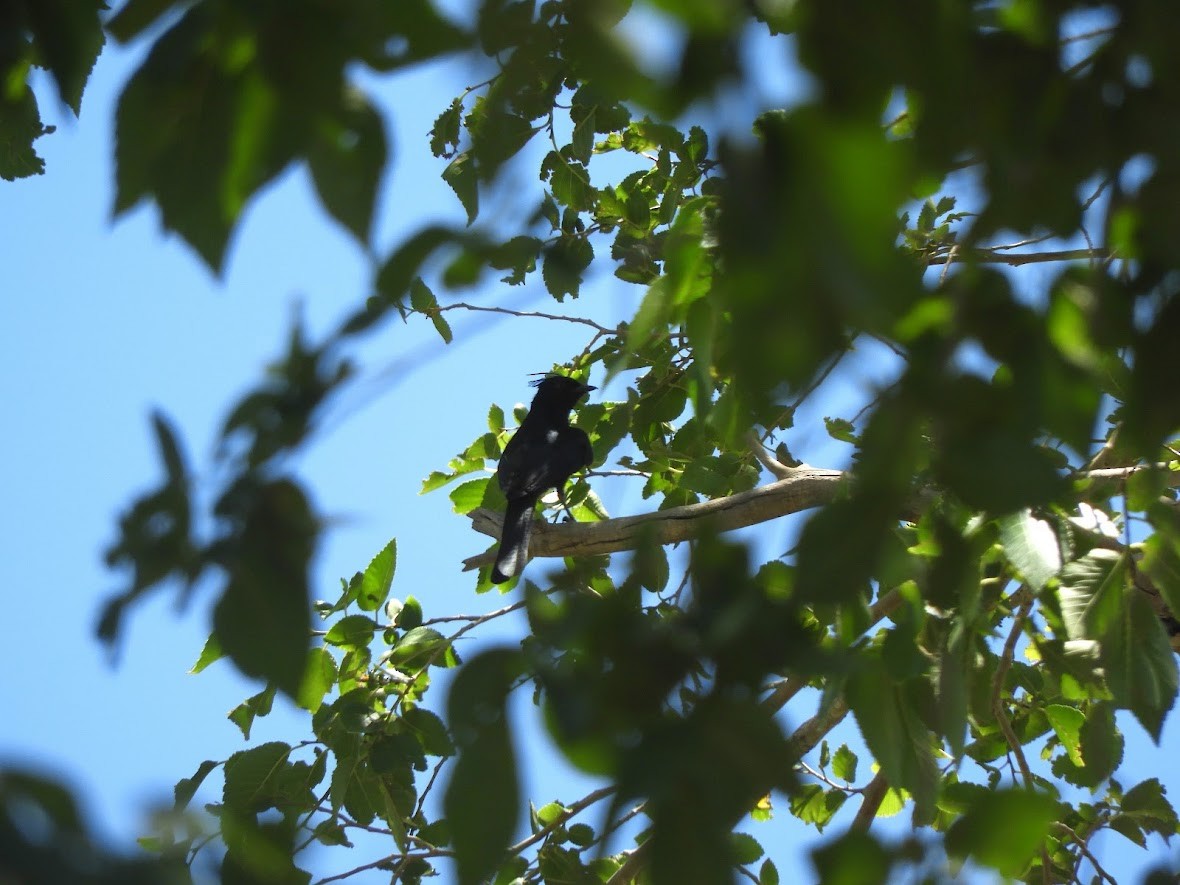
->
(491, 374, 595, 584)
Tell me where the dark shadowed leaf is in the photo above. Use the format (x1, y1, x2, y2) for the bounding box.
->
(445, 648, 523, 885)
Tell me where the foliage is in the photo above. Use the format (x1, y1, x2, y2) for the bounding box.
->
(7, 0, 1180, 883)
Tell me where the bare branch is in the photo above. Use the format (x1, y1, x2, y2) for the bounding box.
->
(992, 594, 1036, 789)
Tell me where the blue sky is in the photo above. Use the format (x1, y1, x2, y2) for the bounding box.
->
(1, 10, 1177, 885)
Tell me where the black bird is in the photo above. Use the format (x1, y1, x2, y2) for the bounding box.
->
(491, 374, 595, 584)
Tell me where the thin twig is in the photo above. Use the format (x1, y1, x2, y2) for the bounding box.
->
(505, 786, 617, 857)
(431, 302, 615, 333)
(991, 594, 1036, 789)
(1053, 822, 1118, 885)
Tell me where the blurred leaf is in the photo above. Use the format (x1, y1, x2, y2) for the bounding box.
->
(945, 789, 1058, 877)
(308, 92, 387, 243)
(845, 661, 939, 823)
(212, 478, 315, 698)
(174, 760, 218, 811)
(445, 648, 523, 885)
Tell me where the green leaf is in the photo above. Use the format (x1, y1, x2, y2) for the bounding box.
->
(832, 744, 858, 782)
(445, 648, 523, 885)
(228, 685, 276, 740)
(430, 97, 463, 157)
(1141, 533, 1180, 622)
(190, 632, 224, 674)
(729, 831, 764, 864)
(788, 784, 847, 833)
(403, 707, 455, 757)
(308, 94, 387, 243)
(1044, 704, 1084, 766)
(296, 647, 338, 713)
(395, 596, 424, 630)
(541, 236, 593, 300)
(1121, 777, 1179, 838)
(409, 278, 454, 344)
(811, 830, 892, 885)
(325, 614, 377, 649)
(443, 151, 479, 224)
(222, 742, 291, 812)
(759, 858, 780, 885)
(174, 760, 218, 811)
(845, 663, 938, 823)
(1057, 549, 1126, 640)
(998, 510, 1061, 591)
(450, 477, 490, 514)
(1100, 587, 1179, 741)
(945, 789, 1059, 877)
(386, 627, 453, 668)
(212, 479, 314, 697)
(357, 539, 397, 613)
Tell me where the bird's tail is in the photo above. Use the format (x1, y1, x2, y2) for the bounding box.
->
(491, 500, 534, 583)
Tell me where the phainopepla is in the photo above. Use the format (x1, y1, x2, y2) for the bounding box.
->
(490, 374, 595, 584)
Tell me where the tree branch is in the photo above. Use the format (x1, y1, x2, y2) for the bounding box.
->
(928, 247, 1107, 267)
(463, 468, 848, 571)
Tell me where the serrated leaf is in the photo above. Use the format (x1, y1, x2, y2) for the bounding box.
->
(729, 831, 764, 864)
(998, 510, 1061, 591)
(430, 98, 463, 157)
(450, 477, 490, 514)
(1100, 588, 1179, 741)
(1141, 533, 1180, 621)
(421, 470, 456, 494)
(846, 663, 938, 823)
(832, 745, 858, 782)
(191, 632, 224, 673)
(487, 403, 505, 433)
(1121, 777, 1179, 836)
(296, 647, 338, 713)
(443, 151, 479, 223)
(1057, 549, 1126, 640)
(542, 236, 593, 300)
(222, 741, 291, 812)
(325, 614, 377, 649)
(357, 539, 397, 612)
(228, 685, 276, 740)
